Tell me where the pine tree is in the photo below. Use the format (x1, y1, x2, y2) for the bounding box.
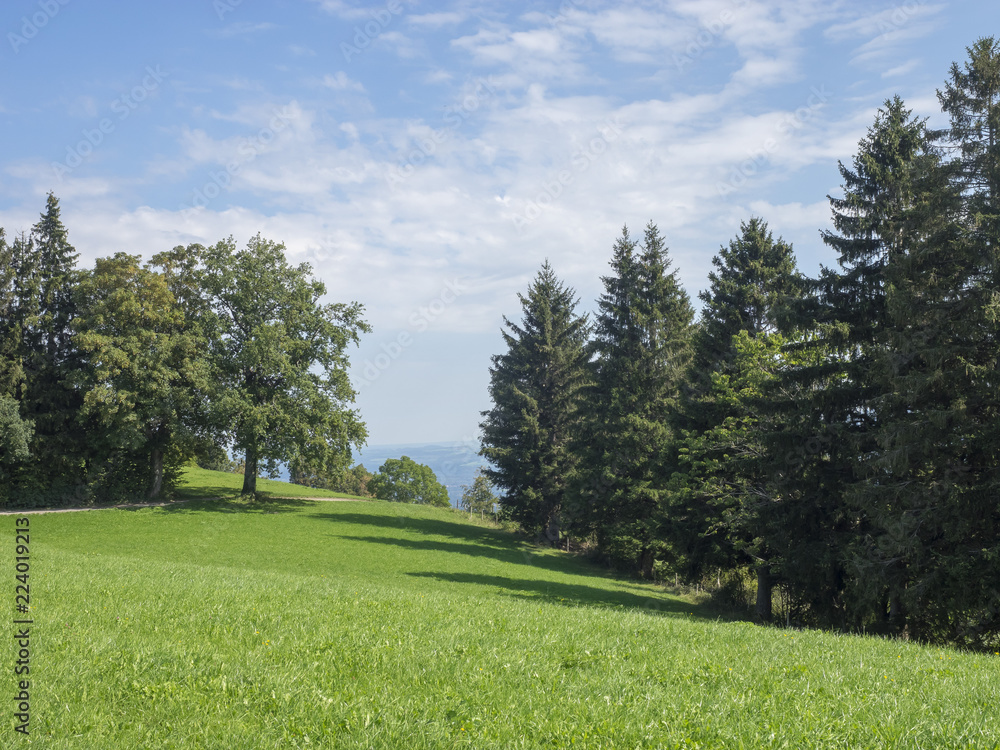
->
(856, 38, 1000, 645)
(18, 195, 86, 499)
(669, 218, 801, 610)
(479, 261, 591, 540)
(692, 217, 801, 380)
(570, 224, 693, 576)
(754, 99, 943, 629)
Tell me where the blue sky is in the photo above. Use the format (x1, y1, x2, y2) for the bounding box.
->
(2, 0, 996, 449)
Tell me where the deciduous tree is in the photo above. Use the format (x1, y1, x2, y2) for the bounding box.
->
(201, 234, 369, 496)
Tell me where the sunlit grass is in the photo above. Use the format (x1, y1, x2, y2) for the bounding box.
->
(6, 474, 999, 748)
(175, 465, 369, 501)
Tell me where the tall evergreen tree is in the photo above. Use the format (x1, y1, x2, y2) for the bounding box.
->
(18, 195, 86, 499)
(692, 217, 801, 379)
(570, 223, 693, 576)
(0, 228, 20, 399)
(479, 260, 591, 540)
(856, 38, 1000, 645)
(669, 218, 801, 612)
(771, 98, 941, 630)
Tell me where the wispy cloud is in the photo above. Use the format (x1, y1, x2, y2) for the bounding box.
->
(211, 21, 279, 38)
(323, 72, 365, 92)
(825, 2, 945, 66)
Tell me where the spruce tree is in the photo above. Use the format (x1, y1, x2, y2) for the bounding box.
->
(0, 230, 35, 498)
(479, 261, 591, 540)
(857, 38, 1000, 645)
(18, 195, 86, 499)
(669, 218, 801, 610)
(771, 99, 940, 630)
(570, 224, 693, 576)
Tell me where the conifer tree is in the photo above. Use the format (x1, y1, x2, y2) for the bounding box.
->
(0, 230, 34, 494)
(857, 38, 1000, 644)
(479, 261, 591, 540)
(570, 224, 693, 576)
(772, 98, 940, 629)
(18, 195, 86, 498)
(669, 218, 801, 610)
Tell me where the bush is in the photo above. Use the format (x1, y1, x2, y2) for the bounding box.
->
(369, 456, 450, 506)
(460, 469, 497, 518)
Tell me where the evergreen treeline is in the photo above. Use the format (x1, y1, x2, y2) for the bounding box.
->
(480, 38, 1000, 649)
(0, 197, 368, 506)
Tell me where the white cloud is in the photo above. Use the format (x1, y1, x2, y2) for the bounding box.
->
(408, 12, 465, 27)
(824, 2, 946, 67)
(323, 72, 366, 92)
(882, 58, 920, 78)
(212, 22, 278, 38)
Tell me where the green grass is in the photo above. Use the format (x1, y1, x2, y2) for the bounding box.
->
(6, 469, 999, 748)
(174, 465, 369, 501)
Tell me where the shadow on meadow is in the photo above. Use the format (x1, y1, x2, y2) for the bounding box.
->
(156, 495, 318, 515)
(336, 533, 547, 567)
(310, 511, 525, 547)
(408, 571, 708, 617)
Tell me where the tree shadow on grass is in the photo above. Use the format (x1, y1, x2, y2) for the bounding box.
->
(154, 495, 318, 515)
(309, 511, 530, 551)
(408, 571, 712, 618)
(337, 534, 543, 567)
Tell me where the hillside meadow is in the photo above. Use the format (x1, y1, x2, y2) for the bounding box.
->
(2, 469, 998, 748)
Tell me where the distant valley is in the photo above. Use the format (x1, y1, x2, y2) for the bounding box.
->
(354, 441, 486, 505)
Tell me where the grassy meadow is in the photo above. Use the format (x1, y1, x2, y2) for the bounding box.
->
(4, 468, 999, 748)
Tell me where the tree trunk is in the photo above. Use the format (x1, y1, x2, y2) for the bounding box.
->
(148, 447, 164, 499)
(755, 563, 773, 621)
(639, 548, 654, 579)
(242, 444, 258, 496)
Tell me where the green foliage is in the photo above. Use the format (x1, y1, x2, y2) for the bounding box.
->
(692, 216, 801, 381)
(16, 194, 87, 495)
(459, 468, 498, 518)
(570, 223, 693, 576)
(201, 234, 370, 497)
(480, 260, 591, 539)
(370, 456, 450, 506)
(846, 38, 1000, 646)
(670, 218, 802, 598)
(290, 459, 373, 497)
(73, 252, 208, 499)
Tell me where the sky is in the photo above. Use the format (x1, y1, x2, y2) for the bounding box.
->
(2, 0, 997, 449)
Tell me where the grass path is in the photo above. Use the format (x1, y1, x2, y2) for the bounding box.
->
(3, 469, 998, 748)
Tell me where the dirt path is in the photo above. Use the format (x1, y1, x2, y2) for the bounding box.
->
(0, 495, 367, 515)
(0, 500, 195, 515)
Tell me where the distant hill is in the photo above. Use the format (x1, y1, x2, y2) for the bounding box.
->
(354, 441, 487, 505)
